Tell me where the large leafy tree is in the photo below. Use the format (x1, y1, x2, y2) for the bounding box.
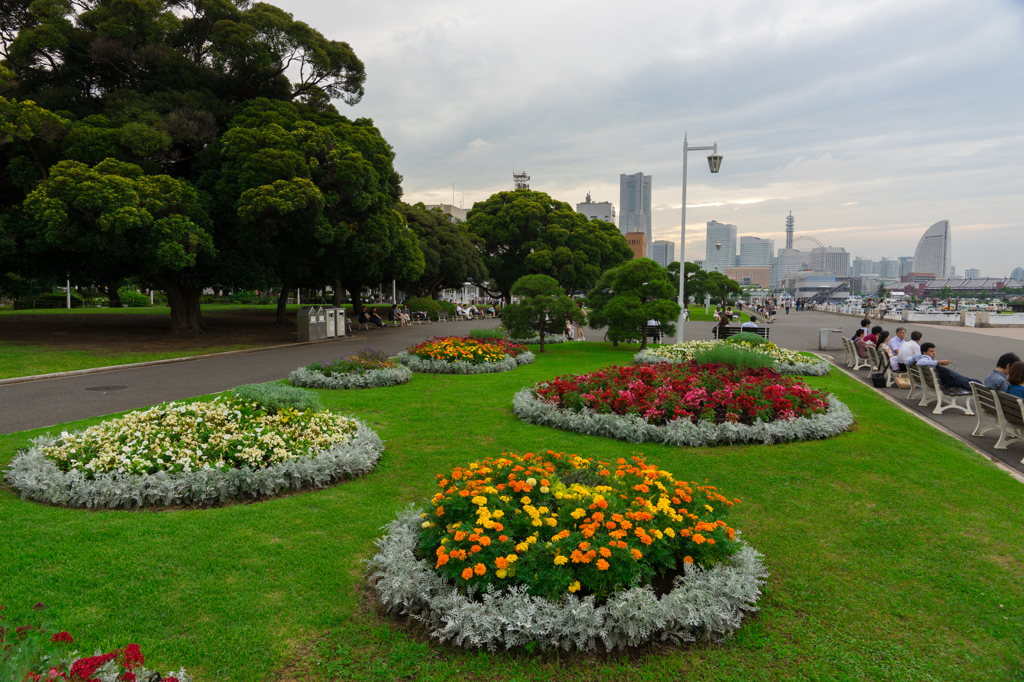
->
(0, 0, 375, 330)
(585, 258, 681, 350)
(465, 189, 632, 302)
(501, 274, 582, 353)
(397, 202, 486, 299)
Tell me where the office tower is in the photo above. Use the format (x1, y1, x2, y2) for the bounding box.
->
(912, 220, 951, 278)
(898, 256, 915, 277)
(965, 268, 980, 279)
(740, 236, 775, 285)
(873, 258, 899, 279)
(619, 172, 652, 245)
(852, 257, 874, 277)
(576, 192, 615, 225)
(810, 247, 850, 277)
(705, 220, 737, 274)
(651, 240, 675, 268)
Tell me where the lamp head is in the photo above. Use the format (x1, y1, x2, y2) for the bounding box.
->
(707, 154, 723, 173)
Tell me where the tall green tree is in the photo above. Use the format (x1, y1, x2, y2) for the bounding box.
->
(585, 258, 681, 350)
(501, 274, 582, 353)
(465, 189, 632, 302)
(396, 202, 486, 299)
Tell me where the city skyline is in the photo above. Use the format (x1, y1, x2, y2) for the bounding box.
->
(294, 0, 1023, 276)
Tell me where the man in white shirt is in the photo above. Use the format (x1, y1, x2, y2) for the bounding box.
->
(741, 315, 759, 330)
(895, 330, 923, 372)
(911, 342, 978, 390)
(887, 327, 906, 371)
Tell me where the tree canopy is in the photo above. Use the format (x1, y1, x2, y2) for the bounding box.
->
(585, 258, 681, 350)
(397, 202, 486, 299)
(501, 274, 581, 352)
(465, 189, 632, 302)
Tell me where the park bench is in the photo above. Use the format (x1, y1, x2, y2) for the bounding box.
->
(919, 365, 974, 415)
(969, 383, 1024, 452)
(842, 337, 871, 371)
(437, 311, 451, 323)
(906, 363, 928, 403)
(712, 326, 770, 341)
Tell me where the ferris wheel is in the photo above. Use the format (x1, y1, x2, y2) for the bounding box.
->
(793, 235, 824, 250)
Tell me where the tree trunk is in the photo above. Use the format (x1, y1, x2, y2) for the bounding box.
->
(538, 317, 545, 353)
(276, 283, 291, 325)
(332, 279, 344, 307)
(153, 275, 203, 334)
(106, 282, 122, 308)
(346, 282, 365, 318)
(639, 325, 648, 351)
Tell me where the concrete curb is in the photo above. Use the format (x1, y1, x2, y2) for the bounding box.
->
(815, 352, 1024, 485)
(0, 335, 366, 387)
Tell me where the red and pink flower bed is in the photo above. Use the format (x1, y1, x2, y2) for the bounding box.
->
(535, 363, 828, 426)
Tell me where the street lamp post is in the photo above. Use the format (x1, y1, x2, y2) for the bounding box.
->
(677, 135, 723, 341)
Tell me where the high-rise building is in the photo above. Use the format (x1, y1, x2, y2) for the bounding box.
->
(1012, 267, 1024, 280)
(619, 172, 652, 245)
(965, 268, 981, 279)
(775, 212, 808, 285)
(898, 256, 915, 277)
(912, 220, 951, 278)
(650, 240, 675, 268)
(740, 236, 775, 285)
(810, 247, 850, 277)
(576, 192, 616, 225)
(874, 257, 900, 279)
(852, 257, 874, 277)
(705, 221, 737, 274)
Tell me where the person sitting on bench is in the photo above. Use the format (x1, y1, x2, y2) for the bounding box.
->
(910, 342, 978, 391)
(1007, 361, 1024, 398)
(741, 314, 759, 330)
(895, 330, 922, 372)
(984, 352, 1020, 392)
(853, 328, 869, 358)
(360, 309, 384, 328)
(852, 318, 871, 340)
(864, 325, 882, 345)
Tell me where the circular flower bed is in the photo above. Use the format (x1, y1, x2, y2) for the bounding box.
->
(4, 386, 384, 508)
(396, 336, 535, 374)
(290, 347, 412, 389)
(508, 332, 567, 345)
(636, 340, 830, 375)
(514, 363, 852, 446)
(368, 450, 767, 651)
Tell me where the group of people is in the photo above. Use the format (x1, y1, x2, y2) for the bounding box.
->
(850, 318, 983, 391)
(714, 305, 767, 329)
(984, 353, 1024, 398)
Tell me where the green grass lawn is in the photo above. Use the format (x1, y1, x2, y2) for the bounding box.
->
(0, 342, 260, 380)
(1, 344, 1022, 681)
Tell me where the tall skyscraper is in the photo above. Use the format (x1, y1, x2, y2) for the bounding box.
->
(705, 221, 737, 274)
(740, 236, 775, 285)
(576, 192, 616, 224)
(912, 220, 951, 278)
(619, 172, 652, 245)
(852, 257, 874, 277)
(898, 256, 915, 277)
(650, 240, 675, 268)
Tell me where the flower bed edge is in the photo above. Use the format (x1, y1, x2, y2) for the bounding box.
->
(396, 350, 535, 374)
(289, 365, 413, 389)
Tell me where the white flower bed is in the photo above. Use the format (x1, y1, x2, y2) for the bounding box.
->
(508, 333, 567, 345)
(289, 364, 412, 389)
(395, 350, 535, 374)
(636, 341, 831, 376)
(4, 410, 384, 509)
(513, 389, 853, 446)
(367, 506, 768, 651)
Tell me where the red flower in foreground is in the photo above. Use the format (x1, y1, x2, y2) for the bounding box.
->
(69, 652, 117, 680)
(50, 631, 75, 644)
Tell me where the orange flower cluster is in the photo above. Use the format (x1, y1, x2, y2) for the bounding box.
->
(407, 336, 528, 365)
(417, 450, 744, 601)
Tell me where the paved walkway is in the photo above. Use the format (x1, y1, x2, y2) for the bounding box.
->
(0, 318, 502, 435)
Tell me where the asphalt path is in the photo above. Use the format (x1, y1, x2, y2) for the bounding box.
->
(0, 318, 504, 435)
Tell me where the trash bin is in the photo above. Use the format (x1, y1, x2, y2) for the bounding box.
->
(336, 308, 347, 337)
(297, 306, 317, 342)
(314, 306, 326, 340)
(325, 308, 337, 338)
(819, 328, 843, 350)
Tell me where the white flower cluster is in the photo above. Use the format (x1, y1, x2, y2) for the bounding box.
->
(289, 364, 412, 389)
(507, 333, 567, 345)
(40, 397, 358, 475)
(5, 420, 384, 508)
(395, 350, 535, 374)
(636, 341, 831, 375)
(512, 389, 854, 446)
(367, 506, 768, 651)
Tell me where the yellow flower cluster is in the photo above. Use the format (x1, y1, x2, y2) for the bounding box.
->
(407, 337, 526, 365)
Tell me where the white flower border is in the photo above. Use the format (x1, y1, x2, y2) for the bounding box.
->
(289, 365, 412, 389)
(513, 389, 853, 446)
(634, 349, 831, 376)
(3, 419, 384, 509)
(508, 333, 567, 345)
(395, 350, 535, 374)
(367, 507, 768, 651)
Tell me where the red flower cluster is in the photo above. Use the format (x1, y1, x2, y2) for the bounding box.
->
(534, 362, 828, 426)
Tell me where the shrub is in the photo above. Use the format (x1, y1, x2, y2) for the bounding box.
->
(407, 297, 442, 319)
(692, 344, 776, 370)
(725, 331, 770, 346)
(469, 328, 506, 340)
(437, 300, 457, 315)
(417, 450, 743, 602)
(233, 382, 321, 413)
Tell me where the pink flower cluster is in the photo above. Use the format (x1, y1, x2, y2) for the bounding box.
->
(535, 362, 829, 426)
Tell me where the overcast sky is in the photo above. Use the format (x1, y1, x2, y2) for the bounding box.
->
(285, 0, 1024, 276)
